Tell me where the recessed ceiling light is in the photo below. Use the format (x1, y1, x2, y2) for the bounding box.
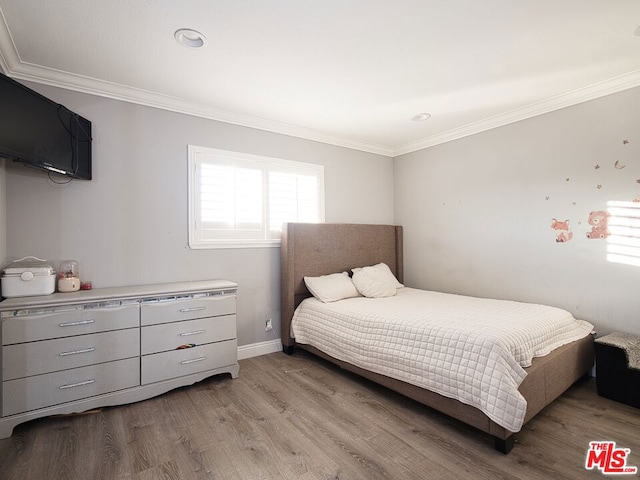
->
(174, 28, 207, 48)
(411, 113, 431, 122)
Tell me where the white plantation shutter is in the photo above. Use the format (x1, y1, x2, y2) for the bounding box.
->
(268, 170, 319, 238)
(189, 146, 324, 248)
(200, 163, 263, 229)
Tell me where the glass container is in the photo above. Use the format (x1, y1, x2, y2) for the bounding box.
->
(58, 260, 80, 292)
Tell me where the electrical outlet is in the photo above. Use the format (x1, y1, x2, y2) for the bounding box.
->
(265, 318, 273, 331)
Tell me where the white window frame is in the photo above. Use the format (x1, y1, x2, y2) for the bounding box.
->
(188, 145, 325, 249)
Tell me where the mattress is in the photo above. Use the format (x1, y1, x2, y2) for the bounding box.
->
(291, 288, 594, 432)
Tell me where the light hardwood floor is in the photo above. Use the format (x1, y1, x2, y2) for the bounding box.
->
(1, 350, 639, 479)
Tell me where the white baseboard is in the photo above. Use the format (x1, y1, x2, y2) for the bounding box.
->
(237, 339, 282, 360)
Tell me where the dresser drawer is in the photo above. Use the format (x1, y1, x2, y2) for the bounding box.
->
(2, 304, 139, 345)
(141, 339, 237, 385)
(2, 357, 140, 416)
(141, 294, 235, 326)
(141, 315, 236, 355)
(3, 328, 140, 381)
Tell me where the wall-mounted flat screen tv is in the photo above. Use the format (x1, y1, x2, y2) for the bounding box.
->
(0, 72, 92, 180)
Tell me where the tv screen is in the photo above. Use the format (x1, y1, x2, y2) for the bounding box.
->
(0, 72, 92, 180)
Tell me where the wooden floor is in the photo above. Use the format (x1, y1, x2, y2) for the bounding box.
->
(1, 350, 639, 480)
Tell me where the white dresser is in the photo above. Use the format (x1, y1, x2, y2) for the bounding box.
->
(0, 280, 239, 438)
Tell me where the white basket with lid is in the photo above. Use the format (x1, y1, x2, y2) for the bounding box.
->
(1, 256, 57, 298)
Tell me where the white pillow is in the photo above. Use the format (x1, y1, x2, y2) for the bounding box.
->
(304, 272, 360, 303)
(352, 262, 403, 288)
(351, 262, 403, 298)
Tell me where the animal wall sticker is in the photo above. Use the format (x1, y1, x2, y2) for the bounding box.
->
(551, 218, 573, 242)
(586, 210, 610, 239)
(548, 138, 638, 244)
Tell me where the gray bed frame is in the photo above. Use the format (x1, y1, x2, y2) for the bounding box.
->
(280, 222, 594, 453)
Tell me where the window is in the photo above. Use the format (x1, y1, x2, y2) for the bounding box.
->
(606, 200, 640, 267)
(188, 146, 325, 248)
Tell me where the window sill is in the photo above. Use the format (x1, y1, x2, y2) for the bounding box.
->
(188, 239, 281, 250)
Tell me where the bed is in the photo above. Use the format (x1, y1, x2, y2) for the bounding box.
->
(280, 222, 595, 453)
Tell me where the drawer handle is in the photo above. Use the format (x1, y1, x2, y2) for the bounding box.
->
(59, 347, 96, 357)
(180, 356, 206, 365)
(179, 307, 206, 313)
(179, 329, 206, 337)
(58, 319, 95, 327)
(59, 379, 95, 390)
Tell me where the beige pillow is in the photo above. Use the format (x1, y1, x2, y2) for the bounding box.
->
(304, 272, 361, 302)
(351, 262, 403, 298)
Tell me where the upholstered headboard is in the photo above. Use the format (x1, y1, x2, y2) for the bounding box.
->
(280, 223, 403, 350)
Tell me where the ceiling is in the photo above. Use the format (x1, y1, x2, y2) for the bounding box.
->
(1, 1, 640, 157)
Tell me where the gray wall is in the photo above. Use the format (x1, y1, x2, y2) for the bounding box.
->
(395, 86, 640, 336)
(4, 83, 394, 347)
(6, 79, 639, 344)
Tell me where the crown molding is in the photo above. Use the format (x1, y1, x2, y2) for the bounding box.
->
(393, 69, 640, 157)
(0, 8, 18, 74)
(16, 56, 637, 160)
(2, 10, 640, 160)
(12, 62, 395, 157)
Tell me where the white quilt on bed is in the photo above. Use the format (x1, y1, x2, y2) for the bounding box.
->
(291, 288, 594, 432)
